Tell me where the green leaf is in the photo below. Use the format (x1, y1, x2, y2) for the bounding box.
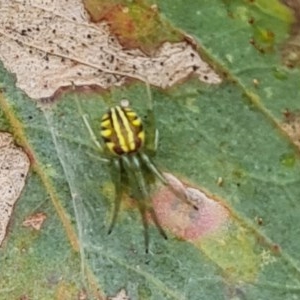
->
(1, 0, 300, 299)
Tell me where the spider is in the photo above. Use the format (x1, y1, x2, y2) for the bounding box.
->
(77, 84, 195, 253)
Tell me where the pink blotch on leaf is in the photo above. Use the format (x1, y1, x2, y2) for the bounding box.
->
(152, 173, 229, 241)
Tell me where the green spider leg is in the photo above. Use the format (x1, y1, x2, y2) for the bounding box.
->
(75, 96, 110, 163)
(107, 159, 122, 235)
(142, 83, 198, 210)
(143, 81, 159, 155)
(140, 83, 169, 185)
(122, 155, 167, 253)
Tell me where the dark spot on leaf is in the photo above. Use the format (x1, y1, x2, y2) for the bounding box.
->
(248, 17, 255, 25)
(272, 244, 281, 254)
(256, 217, 263, 225)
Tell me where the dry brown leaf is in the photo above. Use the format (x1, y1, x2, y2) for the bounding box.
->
(0, 132, 30, 246)
(0, 0, 221, 100)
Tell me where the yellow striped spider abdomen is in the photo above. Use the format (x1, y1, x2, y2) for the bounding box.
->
(100, 106, 145, 156)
